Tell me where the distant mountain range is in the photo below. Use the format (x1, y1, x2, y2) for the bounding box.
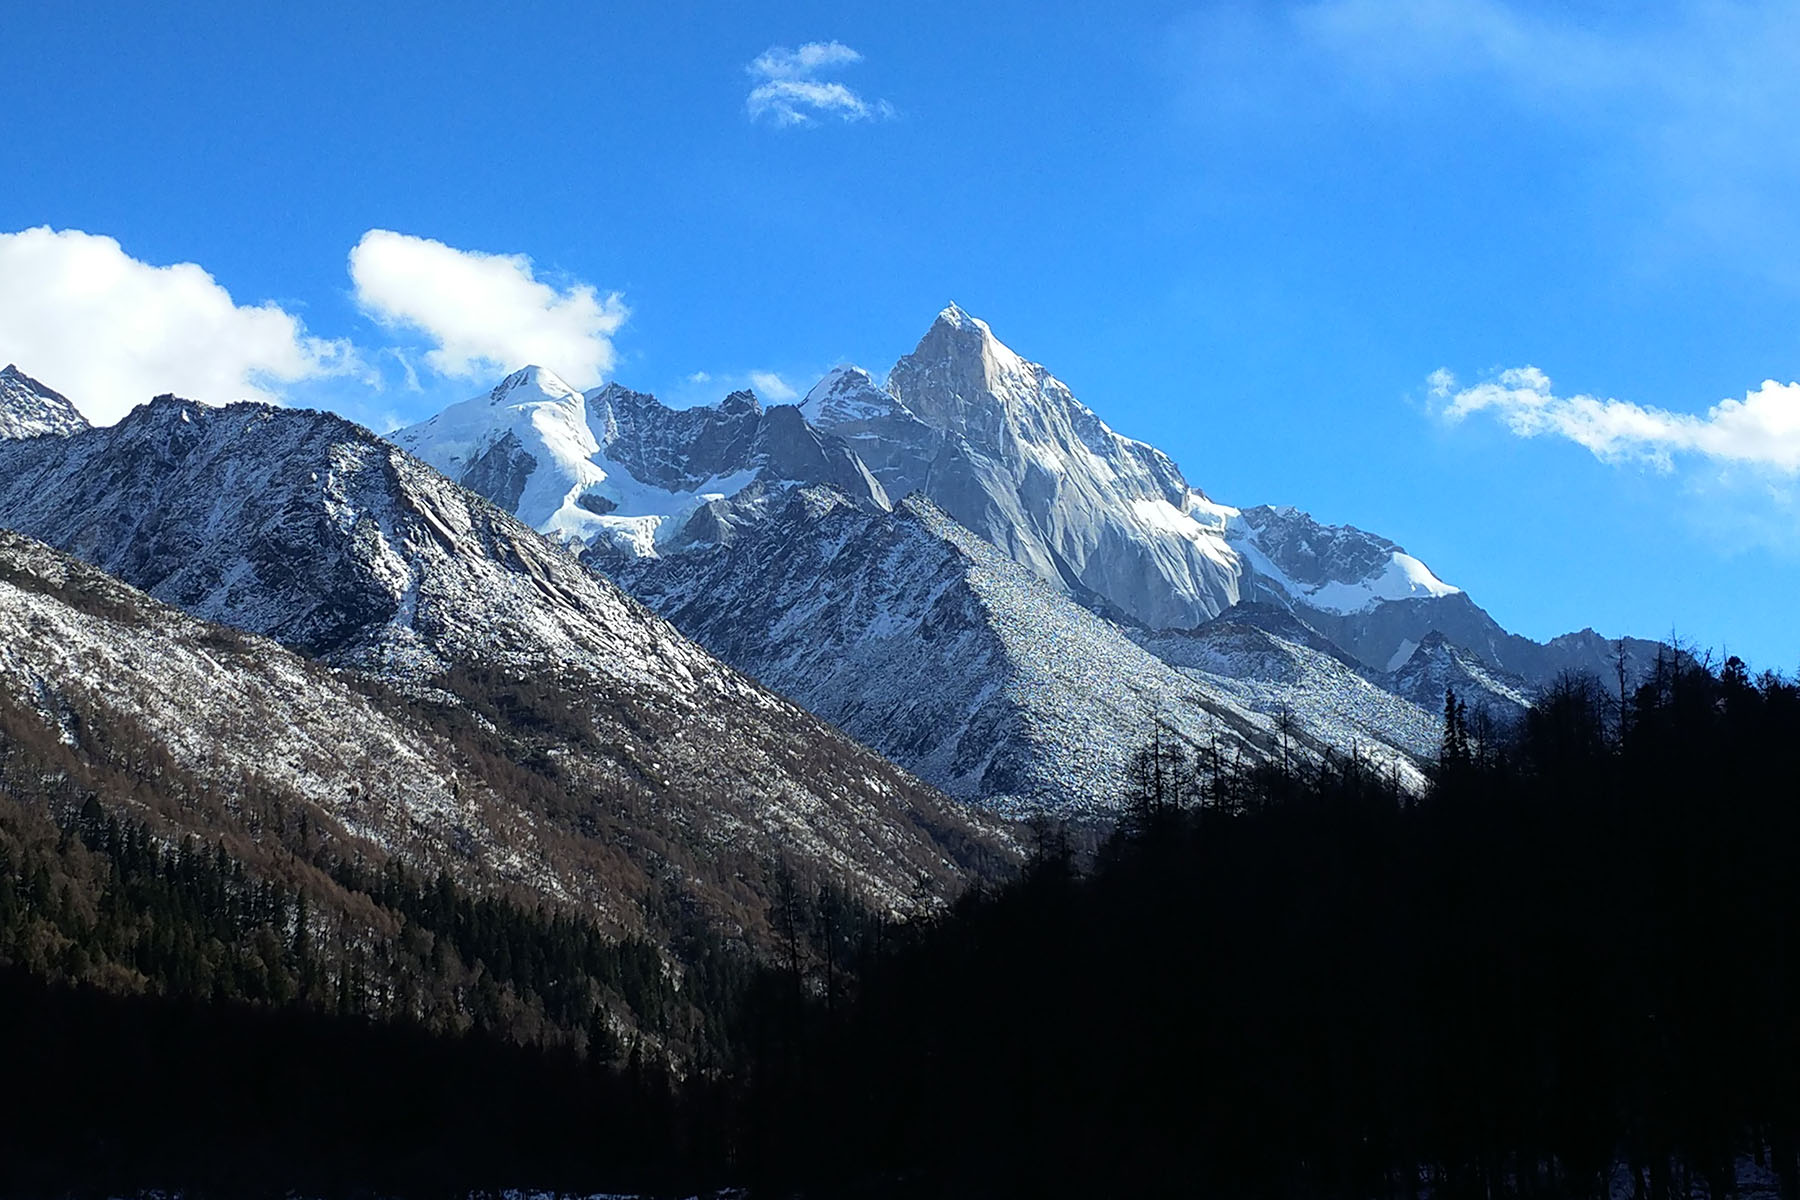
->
(388, 306, 1661, 809)
(0, 313, 1662, 825)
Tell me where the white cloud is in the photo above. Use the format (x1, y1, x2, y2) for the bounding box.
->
(749, 370, 799, 402)
(686, 370, 712, 384)
(349, 230, 627, 386)
(0, 226, 356, 424)
(750, 41, 864, 80)
(746, 40, 894, 127)
(1433, 366, 1800, 473)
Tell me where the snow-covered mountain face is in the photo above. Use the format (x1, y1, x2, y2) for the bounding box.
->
(0, 398, 1011, 915)
(801, 308, 1487, 675)
(805, 307, 1244, 630)
(391, 311, 1521, 684)
(613, 489, 1432, 814)
(0, 364, 89, 440)
(393, 366, 886, 560)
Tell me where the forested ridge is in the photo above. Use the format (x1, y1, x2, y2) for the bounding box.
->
(4, 649, 1800, 1197)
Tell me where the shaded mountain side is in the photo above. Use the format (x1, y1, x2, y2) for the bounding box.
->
(1282, 584, 1665, 686)
(0, 409, 1016, 918)
(0, 754, 696, 1066)
(1390, 631, 1537, 721)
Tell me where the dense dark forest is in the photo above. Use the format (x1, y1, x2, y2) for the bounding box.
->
(735, 652, 1800, 1198)
(5, 649, 1800, 1197)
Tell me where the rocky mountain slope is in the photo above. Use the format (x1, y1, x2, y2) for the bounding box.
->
(0, 398, 1010, 921)
(613, 489, 1433, 813)
(1132, 611, 1443, 768)
(0, 527, 580, 906)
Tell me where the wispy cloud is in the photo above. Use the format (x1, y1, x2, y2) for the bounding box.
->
(749, 370, 799, 401)
(0, 226, 358, 424)
(1431, 367, 1800, 473)
(746, 40, 894, 127)
(349, 230, 627, 386)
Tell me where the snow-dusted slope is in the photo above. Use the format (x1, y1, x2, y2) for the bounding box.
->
(393, 367, 886, 559)
(0, 399, 1009, 913)
(1134, 612, 1439, 783)
(0, 364, 89, 440)
(612, 488, 1415, 815)
(0, 527, 587, 905)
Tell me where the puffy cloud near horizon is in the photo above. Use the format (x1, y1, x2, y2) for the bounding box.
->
(746, 40, 894, 127)
(349, 230, 627, 386)
(0, 226, 356, 424)
(1432, 367, 1800, 473)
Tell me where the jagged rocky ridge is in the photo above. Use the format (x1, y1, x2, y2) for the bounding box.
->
(0, 398, 1011, 921)
(393, 366, 887, 560)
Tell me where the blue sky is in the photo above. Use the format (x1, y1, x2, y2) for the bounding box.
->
(3, 0, 1797, 667)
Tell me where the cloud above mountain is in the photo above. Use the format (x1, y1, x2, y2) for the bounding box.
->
(746, 41, 894, 127)
(1432, 366, 1800, 473)
(0, 226, 357, 423)
(348, 230, 628, 387)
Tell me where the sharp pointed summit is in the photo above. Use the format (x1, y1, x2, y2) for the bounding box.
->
(0, 364, 91, 440)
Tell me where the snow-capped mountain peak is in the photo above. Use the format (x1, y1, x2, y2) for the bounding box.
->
(397, 367, 888, 560)
(935, 300, 980, 330)
(799, 365, 906, 427)
(489, 363, 584, 405)
(785, 308, 1497, 675)
(0, 364, 91, 440)
(1229, 505, 1462, 617)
